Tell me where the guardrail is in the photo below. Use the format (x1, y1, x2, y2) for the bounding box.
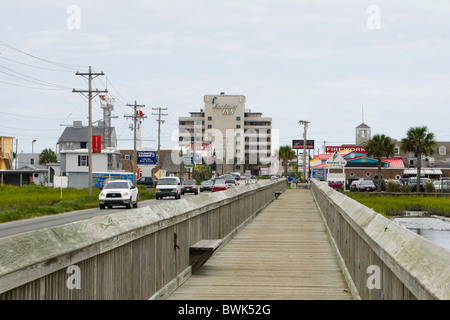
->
(310, 179, 450, 300)
(0, 179, 287, 300)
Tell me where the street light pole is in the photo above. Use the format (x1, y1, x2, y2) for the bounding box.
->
(298, 120, 310, 182)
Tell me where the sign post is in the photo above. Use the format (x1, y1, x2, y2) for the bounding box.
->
(326, 152, 347, 190)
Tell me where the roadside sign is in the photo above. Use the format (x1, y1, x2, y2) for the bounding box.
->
(326, 152, 346, 168)
(137, 151, 156, 165)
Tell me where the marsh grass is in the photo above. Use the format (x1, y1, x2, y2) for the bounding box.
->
(0, 184, 155, 223)
(346, 192, 450, 217)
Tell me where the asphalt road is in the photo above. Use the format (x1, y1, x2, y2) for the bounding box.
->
(0, 193, 198, 239)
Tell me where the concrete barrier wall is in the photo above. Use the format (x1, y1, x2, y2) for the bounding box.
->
(0, 179, 287, 300)
(310, 179, 450, 300)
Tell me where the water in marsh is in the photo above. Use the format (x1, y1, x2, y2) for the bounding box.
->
(392, 216, 450, 251)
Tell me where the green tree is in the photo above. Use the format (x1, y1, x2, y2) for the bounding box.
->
(401, 126, 436, 192)
(278, 145, 296, 179)
(365, 134, 395, 192)
(39, 148, 57, 166)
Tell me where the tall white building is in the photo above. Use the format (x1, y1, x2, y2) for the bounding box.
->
(178, 93, 272, 174)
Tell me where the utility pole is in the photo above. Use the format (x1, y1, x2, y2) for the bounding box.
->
(73, 66, 107, 197)
(152, 107, 167, 168)
(298, 120, 311, 182)
(124, 101, 146, 186)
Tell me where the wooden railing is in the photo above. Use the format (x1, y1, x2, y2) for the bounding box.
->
(0, 179, 287, 300)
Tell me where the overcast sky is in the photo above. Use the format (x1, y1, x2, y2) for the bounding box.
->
(1, 0, 449, 155)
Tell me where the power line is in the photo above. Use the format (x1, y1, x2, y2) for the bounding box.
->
(0, 40, 87, 70)
(0, 65, 72, 89)
(0, 55, 74, 73)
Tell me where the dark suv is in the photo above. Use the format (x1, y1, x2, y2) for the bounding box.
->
(372, 174, 386, 191)
(137, 176, 154, 188)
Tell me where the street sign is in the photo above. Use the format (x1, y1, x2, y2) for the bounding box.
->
(326, 152, 346, 168)
(137, 151, 156, 165)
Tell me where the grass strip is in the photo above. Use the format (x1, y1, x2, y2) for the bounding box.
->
(0, 184, 155, 223)
(346, 192, 450, 217)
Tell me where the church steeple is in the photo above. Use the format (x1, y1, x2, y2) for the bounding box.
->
(355, 106, 371, 146)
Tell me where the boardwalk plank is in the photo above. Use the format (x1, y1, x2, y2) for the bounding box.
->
(167, 189, 353, 300)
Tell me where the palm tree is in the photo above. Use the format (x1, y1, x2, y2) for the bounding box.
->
(365, 134, 395, 191)
(401, 126, 436, 192)
(39, 148, 57, 166)
(278, 145, 296, 179)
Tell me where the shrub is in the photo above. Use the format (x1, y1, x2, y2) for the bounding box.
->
(424, 182, 436, 193)
(386, 181, 401, 192)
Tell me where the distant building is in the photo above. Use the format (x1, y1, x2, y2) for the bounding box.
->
(355, 122, 371, 146)
(178, 93, 272, 174)
(0, 136, 13, 170)
(58, 121, 122, 188)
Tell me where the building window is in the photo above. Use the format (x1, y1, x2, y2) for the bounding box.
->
(207, 116, 212, 120)
(30, 158, 34, 165)
(439, 145, 446, 156)
(78, 155, 88, 166)
(236, 124, 241, 128)
(236, 116, 241, 121)
(207, 124, 212, 128)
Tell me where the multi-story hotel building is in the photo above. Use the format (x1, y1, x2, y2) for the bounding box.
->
(178, 93, 272, 174)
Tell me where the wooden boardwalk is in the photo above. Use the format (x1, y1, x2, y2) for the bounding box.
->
(167, 188, 353, 300)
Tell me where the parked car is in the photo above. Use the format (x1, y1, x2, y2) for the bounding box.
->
(328, 181, 343, 189)
(200, 180, 214, 192)
(155, 177, 181, 199)
(212, 179, 228, 192)
(137, 176, 154, 188)
(408, 177, 431, 192)
(357, 180, 376, 192)
(372, 174, 386, 191)
(181, 179, 198, 195)
(99, 179, 138, 209)
(433, 179, 450, 192)
(349, 180, 361, 191)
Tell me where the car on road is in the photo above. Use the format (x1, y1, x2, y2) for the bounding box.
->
(357, 180, 376, 192)
(181, 179, 198, 195)
(212, 179, 228, 192)
(99, 179, 139, 209)
(137, 176, 154, 188)
(225, 179, 238, 188)
(156, 177, 181, 200)
(200, 180, 213, 192)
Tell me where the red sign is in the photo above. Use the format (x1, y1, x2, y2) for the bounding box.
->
(325, 146, 365, 153)
(92, 135, 101, 153)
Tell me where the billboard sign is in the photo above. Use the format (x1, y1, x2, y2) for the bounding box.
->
(137, 151, 157, 165)
(325, 146, 365, 153)
(293, 140, 314, 149)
